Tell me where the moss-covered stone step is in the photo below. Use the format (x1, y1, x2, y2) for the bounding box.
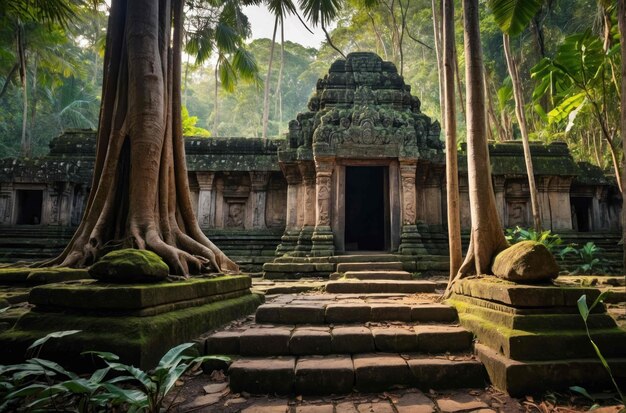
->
(206, 324, 470, 356)
(476, 343, 626, 397)
(228, 353, 486, 395)
(0, 267, 90, 285)
(0, 293, 263, 370)
(325, 280, 437, 294)
(452, 277, 601, 308)
(29, 275, 252, 314)
(254, 301, 456, 324)
(336, 262, 404, 272)
(342, 270, 412, 280)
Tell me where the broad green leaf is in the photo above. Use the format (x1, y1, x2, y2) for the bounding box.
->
(102, 383, 149, 406)
(108, 363, 155, 392)
(30, 358, 78, 380)
(27, 330, 81, 351)
(548, 92, 585, 124)
(570, 385, 595, 401)
(590, 340, 612, 373)
(60, 378, 96, 394)
(161, 363, 189, 397)
(89, 367, 110, 384)
(157, 342, 195, 369)
(488, 0, 543, 36)
(577, 295, 589, 321)
(81, 350, 120, 362)
(589, 291, 610, 313)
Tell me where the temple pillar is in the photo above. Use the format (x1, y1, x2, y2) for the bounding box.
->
(493, 176, 506, 227)
(276, 164, 301, 255)
(399, 160, 426, 255)
(310, 157, 335, 256)
(249, 171, 270, 229)
(294, 161, 316, 256)
(0, 184, 13, 225)
(196, 172, 216, 230)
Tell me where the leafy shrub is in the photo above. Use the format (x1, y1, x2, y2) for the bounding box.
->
(505, 226, 564, 252)
(559, 242, 608, 275)
(0, 331, 228, 412)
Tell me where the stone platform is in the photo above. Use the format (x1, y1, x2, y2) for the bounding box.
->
(0, 275, 263, 370)
(448, 277, 626, 395)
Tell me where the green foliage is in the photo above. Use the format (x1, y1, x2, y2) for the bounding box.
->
(504, 226, 563, 252)
(488, 0, 543, 36)
(576, 293, 625, 405)
(0, 332, 229, 413)
(559, 242, 608, 275)
(182, 106, 210, 137)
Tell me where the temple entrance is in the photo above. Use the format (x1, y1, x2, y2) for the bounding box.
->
(571, 197, 592, 232)
(345, 166, 388, 251)
(15, 189, 43, 225)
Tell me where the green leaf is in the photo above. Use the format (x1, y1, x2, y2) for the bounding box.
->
(157, 343, 195, 370)
(589, 291, 610, 313)
(27, 330, 81, 351)
(590, 340, 612, 373)
(577, 295, 589, 321)
(60, 378, 97, 394)
(161, 363, 188, 398)
(570, 385, 595, 401)
(488, 0, 543, 36)
(89, 367, 110, 384)
(108, 363, 155, 393)
(81, 350, 120, 362)
(102, 383, 149, 407)
(30, 358, 78, 380)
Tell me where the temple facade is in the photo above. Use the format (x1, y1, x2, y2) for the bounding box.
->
(0, 53, 621, 271)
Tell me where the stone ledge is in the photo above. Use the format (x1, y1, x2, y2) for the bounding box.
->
(452, 277, 600, 308)
(476, 343, 626, 397)
(0, 293, 263, 370)
(29, 275, 252, 311)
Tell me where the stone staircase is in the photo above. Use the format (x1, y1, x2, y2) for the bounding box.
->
(200, 255, 487, 395)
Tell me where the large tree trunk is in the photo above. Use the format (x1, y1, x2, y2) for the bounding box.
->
(261, 15, 278, 140)
(446, 0, 508, 295)
(443, 0, 461, 282)
(46, 0, 238, 276)
(276, 20, 285, 136)
(502, 33, 542, 232)
(617, 0, 626, 274)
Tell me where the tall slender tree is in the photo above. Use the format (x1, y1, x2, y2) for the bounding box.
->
(443, 0, 461, 281)
(618, 0, 626, 272)
(446, 0, 508, 294)
(490, 0, 543, 232)
(45, 0, 238, 275)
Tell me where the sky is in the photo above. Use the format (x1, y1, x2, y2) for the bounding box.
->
(242, 5, 330, 49)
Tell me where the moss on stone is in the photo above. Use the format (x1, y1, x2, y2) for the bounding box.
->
(492, 241, 559, 283)
(89, 249, 169, 283)
(0, 293, 263, 370)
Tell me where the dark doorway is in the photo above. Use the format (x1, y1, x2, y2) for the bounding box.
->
(571, 197, 592, 232)
(345, 166, 387, 251)
(16, 190, 43, 225)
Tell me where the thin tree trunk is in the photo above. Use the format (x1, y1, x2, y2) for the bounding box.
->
(44, 0, 237, 275)
(276, 19, 285, 137)
(432, 0, 444, 121)
(213, 64, 218, 135)
(443, 0, 461, 282)
(322, 22, 345, 58)
(502, 33, 542, 232)
(453, 46, 466, 120)
(29, 54, 38, 140)
(17, 21, 30, 158)
(262, 15, 278, 140)
(618, 0, 626, 272)
(369, 13, 388, 60)
(446, 0, 508, 295)
(0, 63, 19, 100)
(484, 67, 506, 141)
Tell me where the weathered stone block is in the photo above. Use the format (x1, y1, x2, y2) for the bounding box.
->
(331, 326, 374, 353)
(325, 304, 371, 323)
(411, 304, 457, 322)
(206, 330, 241, 354)
(407, 357, 487, 389)
(370, 304, 411, 321)
(295, 355, 354, 395)
(290, 327, 332, 355)
(372, 327, 418, 352)
(229, 356, 295, 394)
(89, 249, 169, 283)
(353, 353, 412, 391)
(280, 304, 326, 324)
(239, 327, 292, 356)
(415, 326, 473, 353)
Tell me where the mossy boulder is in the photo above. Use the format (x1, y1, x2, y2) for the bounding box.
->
(89, 249, 169, 283)
(492, 241, 559, 283)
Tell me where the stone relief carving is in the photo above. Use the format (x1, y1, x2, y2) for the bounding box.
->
(401, 175, 416, 225)
(317, 176, 331, 226)
(226, 202, 245, 228)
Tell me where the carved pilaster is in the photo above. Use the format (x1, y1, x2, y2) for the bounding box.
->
(250, 171, 270, 229)
(0, 184, 13, 225)
(196, 172, 216, 230)
(294, 161, 316, 256)
(311, 157, 335, 256)
(399, 160, 426, 255)
(276, 164, 302, 256)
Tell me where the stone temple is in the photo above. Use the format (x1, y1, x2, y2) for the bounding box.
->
(0, 52, 621, 273)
